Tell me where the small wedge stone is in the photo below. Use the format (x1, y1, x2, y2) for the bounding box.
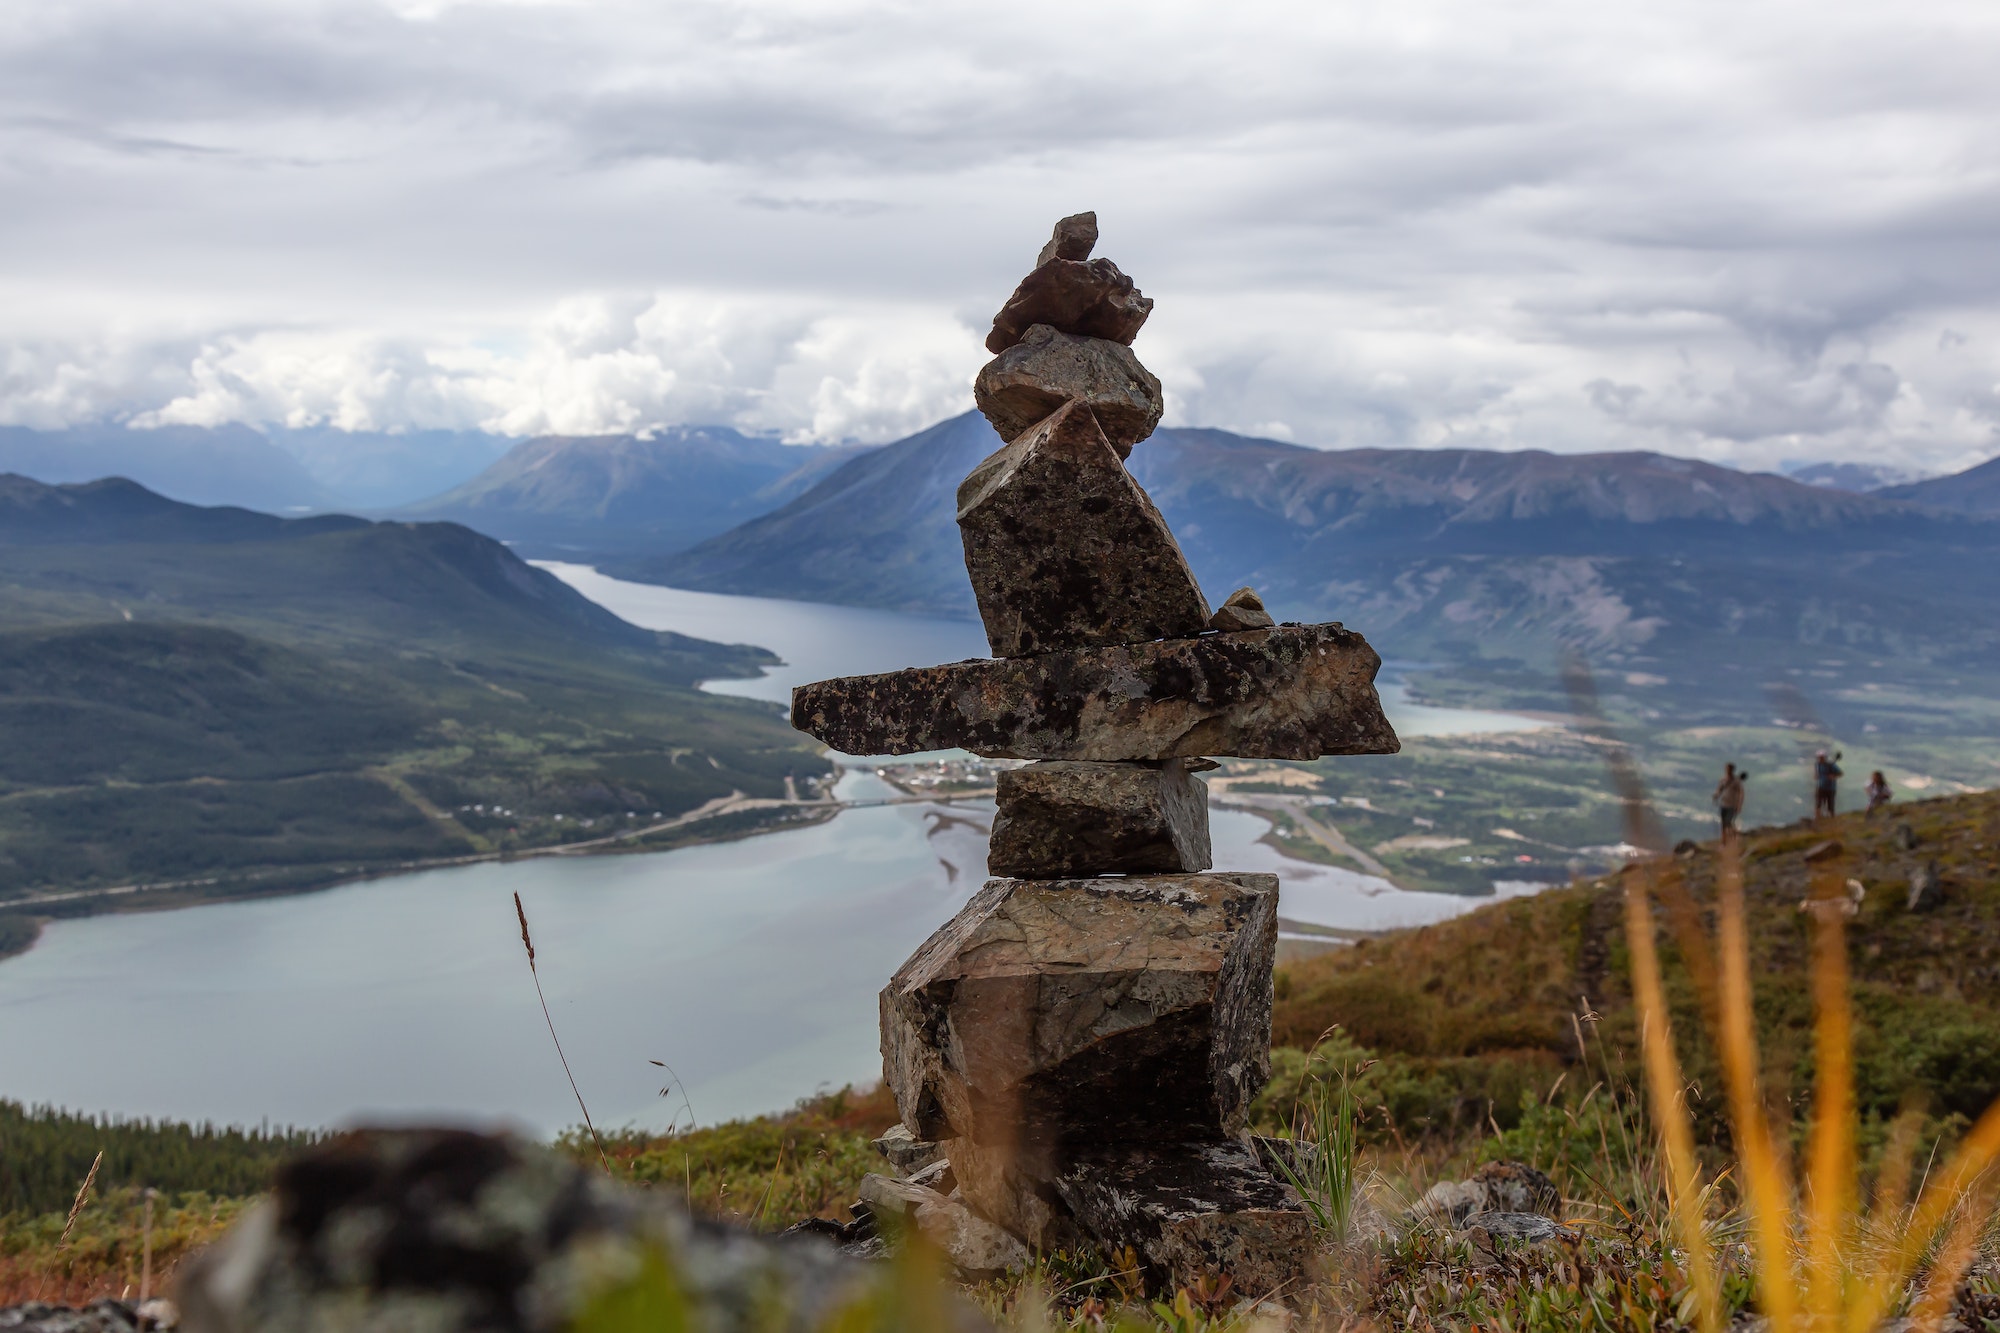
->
(1208, 587, 1276, 632)
(988, 760, 1210, 877)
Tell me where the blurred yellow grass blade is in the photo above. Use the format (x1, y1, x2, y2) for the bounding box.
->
(1714, 843, 1799, 1333)
(1624, 868, 1725, 1333)
(1904, 1178, 1995, 1333)
(1869, 1109, 1925, 1227)
(1847, 1093, 2000, 1333)
(1805, 869, 1858, 1327)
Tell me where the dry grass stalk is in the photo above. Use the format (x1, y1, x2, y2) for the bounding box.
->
(55, 1151, 102, 1250)
(138, 1186, 157, 1309)
(513, 891, 609, 1172)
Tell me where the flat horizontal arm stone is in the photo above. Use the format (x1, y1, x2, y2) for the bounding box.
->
(791, 622, 1401, 761)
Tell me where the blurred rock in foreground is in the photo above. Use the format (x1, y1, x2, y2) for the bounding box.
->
(170, 1127, 985, 1333)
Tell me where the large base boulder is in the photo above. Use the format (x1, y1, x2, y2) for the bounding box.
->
(791, 622, 1399, 761)
(957, 401, 1207, 657)
(1054, 1142, 1313, 1298)
(881, 873, 1277, 1148)
(988, 760, 1211, 878)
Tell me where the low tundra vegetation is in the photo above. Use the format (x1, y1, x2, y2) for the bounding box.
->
(6, 793, 1999, 1329)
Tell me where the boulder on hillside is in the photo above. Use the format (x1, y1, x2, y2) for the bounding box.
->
(957, 402, 1208, 657)
(1908, 858, 1944, 911)
(1418, 1160, 1560, 1226)
(880, 872, 1279, 1149)
(973, 325, 1163, 456)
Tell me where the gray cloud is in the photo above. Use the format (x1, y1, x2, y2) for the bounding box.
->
(2, 0, 1998, 471)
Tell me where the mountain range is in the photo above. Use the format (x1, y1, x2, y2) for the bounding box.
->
(0, 475, 823, 904)
(625, 413, 2000, 726)
(400, 426, 869, 555)
(1877, 454, 2000, 514)
(0, 424, 515, 512)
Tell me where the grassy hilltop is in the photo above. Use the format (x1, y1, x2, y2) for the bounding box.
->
(9, 790, 1998, 1325)
(0, 476, 831, 928)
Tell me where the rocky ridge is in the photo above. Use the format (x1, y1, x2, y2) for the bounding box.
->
(791, 213, 1402, 1295)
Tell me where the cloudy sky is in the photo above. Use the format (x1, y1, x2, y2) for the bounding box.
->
(4, 0, 1999, 474)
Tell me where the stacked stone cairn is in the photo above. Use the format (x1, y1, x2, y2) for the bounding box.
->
(792, 213, 1401, 1297)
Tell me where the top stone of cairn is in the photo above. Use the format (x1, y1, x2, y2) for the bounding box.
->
(987, 214, 1153, 355)
(1036, 211, 1099, 266)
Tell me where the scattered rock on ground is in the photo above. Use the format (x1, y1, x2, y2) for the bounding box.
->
(986, 258, 1153, 354)
(790, 622, 1399, 761)
(1418, 1161, 1560, 1225)
(1804, 839, 1844, 863)
(872, 1123, 943, 1175)
(1207, 588, 1276, 633)
(1908, 858, 1944, 911)
(855, 1175, 1027, 1280)
(906, 1156, 956, 1194)
(957, 401, 1208, 657)
(1469, 1161, 1561, 1216)
(0, 1301, 173, 1333)
(1462, 1211, 1575, 1248)
(973, 324, 1163, 456)
(988, 760, 1211, 877)
(173, 1127, 974, 1333)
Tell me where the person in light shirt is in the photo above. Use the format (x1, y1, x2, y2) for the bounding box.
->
(1712, 762, 1746, 841)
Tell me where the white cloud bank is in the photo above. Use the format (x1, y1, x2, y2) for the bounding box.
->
(3, 0, 2000, 470)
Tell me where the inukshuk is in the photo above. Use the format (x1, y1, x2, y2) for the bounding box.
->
(792, 213, 1401, 1295)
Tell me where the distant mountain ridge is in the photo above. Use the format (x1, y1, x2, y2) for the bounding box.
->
(609, 414, 989, 611)
(404, 427, 875, 556)
(634, 412, 2000, 694)
(1877, 455, 2000, 514)
(0, 423, 518, 512)
(0, 424, 334, 512)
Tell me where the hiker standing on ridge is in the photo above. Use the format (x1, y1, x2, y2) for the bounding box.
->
(1813, 749, 1843, 820)
(1866, 770, 1893, 816)
(1713, 762, 1747, 841)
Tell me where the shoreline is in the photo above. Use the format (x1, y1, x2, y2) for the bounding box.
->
(0, 796, 849, 965)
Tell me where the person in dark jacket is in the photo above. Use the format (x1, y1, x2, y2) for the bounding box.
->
(1813, 750, 1843, 819)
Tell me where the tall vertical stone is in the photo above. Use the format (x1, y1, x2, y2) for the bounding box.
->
(958, 401, 1209, 658)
